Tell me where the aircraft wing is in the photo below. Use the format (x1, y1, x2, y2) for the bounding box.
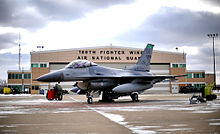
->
(81, 74, 186, 83)
(122, 74, 186, 83)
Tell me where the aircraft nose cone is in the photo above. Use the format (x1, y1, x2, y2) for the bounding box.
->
(37, 71, 63, 82)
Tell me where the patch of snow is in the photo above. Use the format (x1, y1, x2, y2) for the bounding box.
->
(170, 124, 188, 127)
(168, 107, 196, 111)
(69, 97, 84, 102)
(0, 110, 27, 115)
(96, 111, 157, 134)
(208, 119, 220, 121)
(0, 106, 20, 109)
(0, 125, 15, 128)
(191, 111, 215, 113)
(134, 126, 161, 129)
(0, 116, 8, 118)
(129, 126, 156, 134)
(209, 123, 220, 126)
(96, 111, 125, 124)
(1, 130, 16, 133)
(157, 128, 193, 132)
(53, 111, 75, 114)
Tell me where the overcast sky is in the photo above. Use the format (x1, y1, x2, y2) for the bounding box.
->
(0, 0, 220, 84)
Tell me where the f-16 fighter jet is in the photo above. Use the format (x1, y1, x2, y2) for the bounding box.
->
(37, 44, 185, 104)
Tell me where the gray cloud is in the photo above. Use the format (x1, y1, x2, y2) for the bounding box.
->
(116, 7, 220, 76)
(201, 0, 220, 7)
(31, 0, 135, 21)
(0, 0, 46, 30)
(0, 0, 135, 30)
(0, 33, 17, 49)
(117, 7, 220, 48)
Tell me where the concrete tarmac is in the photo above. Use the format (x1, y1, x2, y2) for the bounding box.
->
(0, 93, 220, 134)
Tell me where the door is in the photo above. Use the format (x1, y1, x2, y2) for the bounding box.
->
(172, 84, 179, 94)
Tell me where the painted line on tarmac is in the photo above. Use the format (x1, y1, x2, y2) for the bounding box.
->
(69, 96, 83, 103)
(68, 96, 156, 134)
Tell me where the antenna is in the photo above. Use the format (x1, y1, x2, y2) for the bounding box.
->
(18, 33, 21, 70)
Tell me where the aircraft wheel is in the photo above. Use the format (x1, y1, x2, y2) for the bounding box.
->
(131, 93, 139, 102)
(87, 97, 93, 104)
(212, 94, 217, 100)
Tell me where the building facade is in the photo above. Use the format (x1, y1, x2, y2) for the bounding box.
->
(7, 70, 31, 93)
(7, 46, 214, 94)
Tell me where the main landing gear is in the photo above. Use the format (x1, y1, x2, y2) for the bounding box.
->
(130, 93, 139, 102)
(86, 90, 101, 104)
(86, 91, 139, 104)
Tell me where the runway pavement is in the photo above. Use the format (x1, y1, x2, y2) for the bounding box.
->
(0, 93, 220, 134)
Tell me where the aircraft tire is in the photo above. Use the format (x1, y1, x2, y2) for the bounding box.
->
(212, 94, 217, 100)
(206, 95, 213, 101)
(131, 93, 139, 102)
(87, 97, 93, 104)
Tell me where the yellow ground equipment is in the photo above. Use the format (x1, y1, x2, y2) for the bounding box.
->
(202, 83, 217, 100)
(3, 88, 11, 94)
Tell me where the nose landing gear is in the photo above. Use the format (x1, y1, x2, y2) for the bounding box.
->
(131, 93, 139, 102)
(86, 90, 101, 104)
(87, 97, 93, 104)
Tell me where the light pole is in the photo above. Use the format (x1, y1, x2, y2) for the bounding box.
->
(207, 33, 218, 90)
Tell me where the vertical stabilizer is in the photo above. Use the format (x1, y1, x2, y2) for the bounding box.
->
(137, 44, 154, 66)
(124, 44, 154, 72)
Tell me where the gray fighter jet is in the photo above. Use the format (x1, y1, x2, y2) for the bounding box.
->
(37, 44, 185, 104)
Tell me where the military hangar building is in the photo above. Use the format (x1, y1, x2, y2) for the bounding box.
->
(7, 45, 213, 94)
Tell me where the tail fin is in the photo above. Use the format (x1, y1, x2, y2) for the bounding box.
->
(125, 44, 154, 72)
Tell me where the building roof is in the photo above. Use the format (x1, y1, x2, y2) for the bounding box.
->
(186, 70, 205, 73)
(8, 70, 31, 73)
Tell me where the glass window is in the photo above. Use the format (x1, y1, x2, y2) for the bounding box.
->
(24, 74, 27, 79)
(28, 74, 31, 79)
(32, 85, 39, 90)
(193, 73, 204, 78)
(15, 74, 19, 79)
(194, 84, 199, 88)
(24, 74, 31, 79)
(187, 73, 192, 78)
(31, 64, 38, 68)
(11, 85, 22, 92)
(172, 64, 178, 68)
(183, 64, 186, 68)
(8, 74, 11, 79)
(193, 73, 200, 78)
(12, 74, 15, 79)
(180, 64, 186, 68)
(19, 74, 22, 79)
(65, 60, 97, 68)
(40, 64, 47, 68)
(35, 85, 39, 90)
(199, 73, 205, 78)
(194, 84, 205, 88)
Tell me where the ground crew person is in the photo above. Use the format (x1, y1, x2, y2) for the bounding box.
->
(55, 84, 63, 100)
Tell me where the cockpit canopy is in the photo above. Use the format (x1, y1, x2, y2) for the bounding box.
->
(65, 60, 97, 68)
